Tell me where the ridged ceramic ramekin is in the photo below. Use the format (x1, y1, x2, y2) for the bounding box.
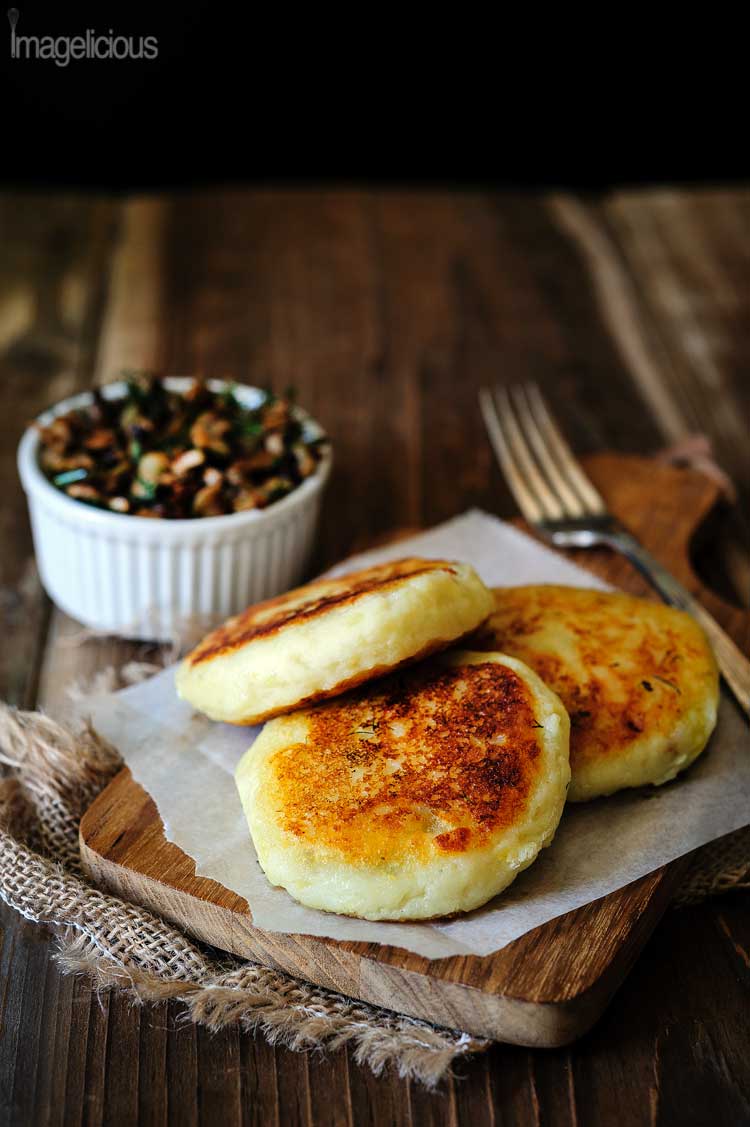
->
(18, 379, 332, 640)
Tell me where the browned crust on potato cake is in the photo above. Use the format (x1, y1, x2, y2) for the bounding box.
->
(186, 557, 458, 667)
(267, 659, 545, 865)
(472, 585, 715, 774)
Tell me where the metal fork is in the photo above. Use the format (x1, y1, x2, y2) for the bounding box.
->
(479, 382, 750, 719)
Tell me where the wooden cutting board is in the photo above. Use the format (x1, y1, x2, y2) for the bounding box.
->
(79, 453, 750, 1047)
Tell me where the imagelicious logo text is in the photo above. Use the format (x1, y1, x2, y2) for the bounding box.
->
(8, 8, 158, 65)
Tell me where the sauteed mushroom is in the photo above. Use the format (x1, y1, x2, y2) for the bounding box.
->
(37, 375, 326, 520)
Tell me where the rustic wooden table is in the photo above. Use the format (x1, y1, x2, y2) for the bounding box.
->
(1, 189, 749, 1126)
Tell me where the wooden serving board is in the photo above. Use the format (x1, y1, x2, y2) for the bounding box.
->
(79, 454, 750, 1047)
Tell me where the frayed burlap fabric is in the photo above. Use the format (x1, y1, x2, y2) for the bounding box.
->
(0, 702, 484, 1087)
(0, 702, 748, 1086)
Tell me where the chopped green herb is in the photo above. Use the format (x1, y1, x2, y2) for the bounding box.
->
(652, 675, 681, 694)
(134, 478, 158, 501)
(220, 383, 239, 410)
(53, 467, 89, 487)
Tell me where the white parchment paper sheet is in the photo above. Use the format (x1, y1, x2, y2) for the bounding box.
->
(86, 510, 750, 959)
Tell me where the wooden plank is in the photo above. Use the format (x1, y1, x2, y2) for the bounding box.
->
(551, 191, 750, 604)
(79, 453, 745, 1047)
(0, 194, 118, 708)
(95, 199, 170, 383)
(602, 189, 750, 495)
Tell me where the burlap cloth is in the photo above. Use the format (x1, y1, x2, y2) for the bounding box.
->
(0, 684, 748, 1086)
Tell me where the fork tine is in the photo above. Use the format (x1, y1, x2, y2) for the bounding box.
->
(479, 386, 565, 523)
(525, 383, 608, 515)
(479, 387, 544, 523)
(509, 385, 585, 518)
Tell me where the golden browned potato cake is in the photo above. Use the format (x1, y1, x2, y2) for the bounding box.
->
(235, 650, 570, 920)
(176, 558, 494, 725)
(472, 585, 719, 801)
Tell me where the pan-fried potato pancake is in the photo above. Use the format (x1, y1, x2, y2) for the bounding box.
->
(235, 650, 570, 920)
(472, 585, 719, 801)
(177, 558, 493, 724)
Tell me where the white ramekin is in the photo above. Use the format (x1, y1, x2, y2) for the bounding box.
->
(18, 379, 332, 640)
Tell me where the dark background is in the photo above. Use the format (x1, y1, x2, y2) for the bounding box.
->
(0, 2, 745, 191)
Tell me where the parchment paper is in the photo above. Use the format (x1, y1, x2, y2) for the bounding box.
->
(86, 510, 750, 959)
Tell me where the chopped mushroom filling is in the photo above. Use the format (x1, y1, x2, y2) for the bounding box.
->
(37, 374, 327, 519)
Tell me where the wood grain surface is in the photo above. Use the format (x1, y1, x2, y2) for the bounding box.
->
(1, 189, 749, 1125)
(78, 452, 745, 1046)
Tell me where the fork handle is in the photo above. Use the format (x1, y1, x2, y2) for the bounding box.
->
(604, 530, 750, 719)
